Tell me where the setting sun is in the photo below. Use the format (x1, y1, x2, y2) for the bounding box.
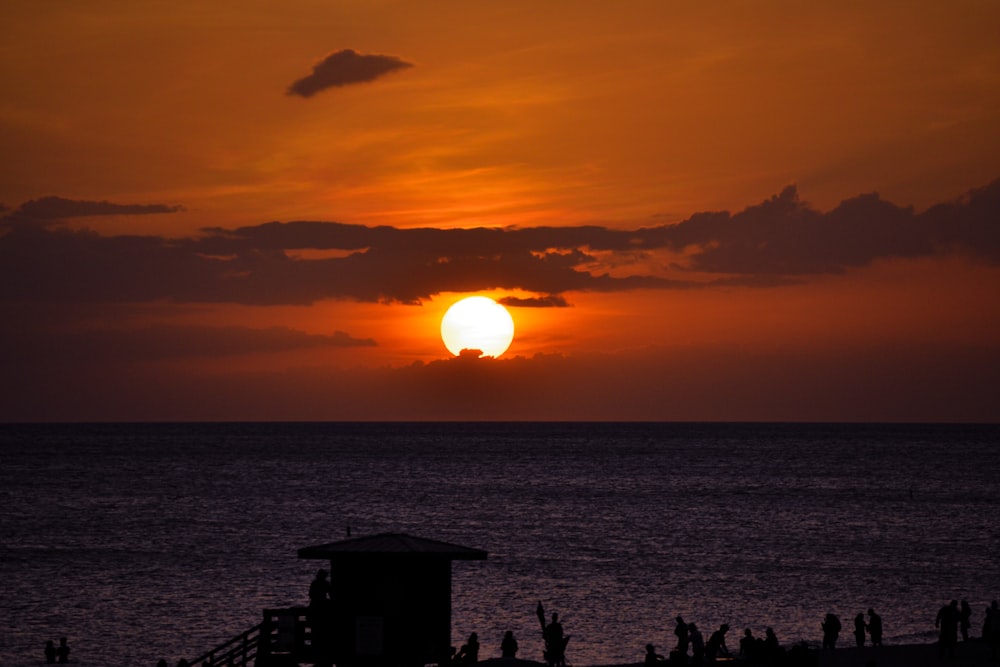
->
(440, 296, 515, 358)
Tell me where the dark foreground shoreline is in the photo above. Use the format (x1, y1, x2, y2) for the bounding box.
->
(480, 640, 998, 667)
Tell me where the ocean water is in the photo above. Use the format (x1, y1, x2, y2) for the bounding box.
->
(1, 422, 998, 667)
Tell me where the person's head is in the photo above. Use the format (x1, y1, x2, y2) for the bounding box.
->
(951, 600, 958, 607)
(720, 624, 729, 633)
(470, 633, 477, 641)
(868, 608, 874, 615)
(689, 623, 697, 631)
(59, 638, 66, 645)
(646, 644, 655, 653)
(677, 616, 685, 624)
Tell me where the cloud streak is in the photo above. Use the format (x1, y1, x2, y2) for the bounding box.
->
(287, 49, 413, 98)
(5, 196, 182, 225)
(1, 180, 998, 306)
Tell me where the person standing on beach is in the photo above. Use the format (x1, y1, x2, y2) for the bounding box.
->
(854, 613, 866, 648)
(674, 616, 689, 657)
(821, 613, 841, 650)
(987, 600, 1000, 659)
(501, 630, 518, 659)
(960, 600, 972, 641)
(537, 602, 568, 667)
(867, 608, 883, 646)
(936, 599, 959, 659)
(689, 623, 705, 666)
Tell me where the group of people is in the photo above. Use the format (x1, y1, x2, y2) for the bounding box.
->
(936, 599, 1000, 659)
(818, 608, 883, 650)
(652, 617, 734, 665)
(43, 637, 70, 664)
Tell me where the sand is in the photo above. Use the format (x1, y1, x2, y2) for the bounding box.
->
(480, 640, 999, 667)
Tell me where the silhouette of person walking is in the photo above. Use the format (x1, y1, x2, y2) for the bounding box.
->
(854, 613, 866, 648)
(537, 602, 569, 667)
(867, 608, 883, 646)
(821, 613, 841, 650)
(56, 637, 70, 664)
(501, 630, 518, 659)
(936, 599, 959, 659)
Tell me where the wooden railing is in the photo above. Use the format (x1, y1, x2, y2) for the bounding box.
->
(187, 622, 261, 667)
(187, 607, 314, 667)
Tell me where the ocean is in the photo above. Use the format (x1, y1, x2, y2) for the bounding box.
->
(1, 422, 998, 667)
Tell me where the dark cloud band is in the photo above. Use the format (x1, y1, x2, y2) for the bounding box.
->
(1, 179, 997, 306)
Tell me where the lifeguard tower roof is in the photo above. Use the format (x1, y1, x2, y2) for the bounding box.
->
(297, 532, 488, 560)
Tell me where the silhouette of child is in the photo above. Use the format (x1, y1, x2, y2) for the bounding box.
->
(56, 637, 70, 664)
(44, 640, 56, 664)
(501, 630, 518, 659)
(644, 643, 665, 666)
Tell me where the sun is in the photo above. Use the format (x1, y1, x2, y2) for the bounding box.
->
(440, 296, 515, 358)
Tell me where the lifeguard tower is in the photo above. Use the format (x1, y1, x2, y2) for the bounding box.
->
(188, 533, 487, 667)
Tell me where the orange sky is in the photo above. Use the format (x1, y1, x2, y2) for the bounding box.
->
(2, 1, 999, 421)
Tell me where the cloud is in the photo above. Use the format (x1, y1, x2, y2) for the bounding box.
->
(1, 180, 998, 306)
(499, 295, 570, 308)
(3, 196, 182, 225)
(287, 49, 413, 98)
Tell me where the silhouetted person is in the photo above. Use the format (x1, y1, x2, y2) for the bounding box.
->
(987, 600, 1000, 659)
(739, 629, 756, 661)
(309, 568, 331, 610)
(176, 660, 189, 667)
(157, 660, 168, 667)
(45, 640, 56, 663)
(674, 616, 689, 657)
(821, 613, 841, 650)
(936, 599, 959, 659)
(501, 630, 518, 659)
(457, 633, 479, 665)
(644, 643, 666, 666)
(469, 633, 481, 664)
(854, 613, 866, 648)
(689, 623, 705, 666)
(56, 637, 70, 664)
(763, 627, 782, 663)
(537, 602, 568, 667)
(867, 608, 883, 646)
(960, 600, 972, 642)
(706, 624, 730, 662)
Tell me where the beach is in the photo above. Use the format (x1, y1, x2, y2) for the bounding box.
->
(481, 641, 998, 667)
